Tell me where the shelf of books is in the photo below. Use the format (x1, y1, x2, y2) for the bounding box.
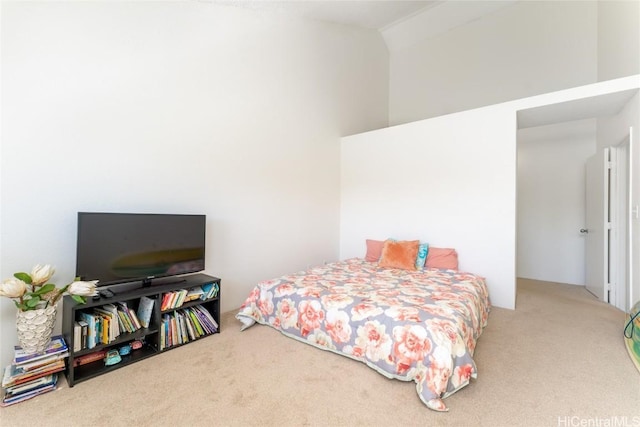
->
(160, 305, 219, 350)
(1, 336, 69, 406)
(62, 273, 220, 387)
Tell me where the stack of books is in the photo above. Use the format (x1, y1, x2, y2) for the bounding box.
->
(201, 282, 220, 300)
(1, 336, 69, 406)
(160, 305, 218, 350)
(74, 302, 144, 350)
(160, 283, 219, 311)
(160, 289, 189, 310)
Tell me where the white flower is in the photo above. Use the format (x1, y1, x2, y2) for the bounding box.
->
(0, 277, 28, 298)
(2, 264, 99, 311)
(30, 264, 55, 286)
(67, 280, 99, 296)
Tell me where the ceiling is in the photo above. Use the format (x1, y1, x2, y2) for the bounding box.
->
(271, 0, 438, 30)
(210, 1, 520, 50)
(211, 0, 438, 30)
(517, 89, 640, 129)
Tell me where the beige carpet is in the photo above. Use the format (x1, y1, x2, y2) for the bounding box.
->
(1, 278, 638, 427)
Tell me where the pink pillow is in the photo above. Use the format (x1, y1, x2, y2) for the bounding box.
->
(365, 239, 385, 262)
(425, 247, 458, 270)
(378, 240, 420, 270)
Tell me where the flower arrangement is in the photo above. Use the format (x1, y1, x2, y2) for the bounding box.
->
(0, 264, 98, 311)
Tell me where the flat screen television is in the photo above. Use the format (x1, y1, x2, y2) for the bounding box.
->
(76, 212, 206, 287)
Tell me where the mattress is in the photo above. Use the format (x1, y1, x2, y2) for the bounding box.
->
(236, 258, 490, 411)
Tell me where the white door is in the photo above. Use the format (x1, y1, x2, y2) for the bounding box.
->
(585, 148, 610, 301)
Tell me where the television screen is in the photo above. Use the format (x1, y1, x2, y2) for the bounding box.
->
(76, 212, 206, 287)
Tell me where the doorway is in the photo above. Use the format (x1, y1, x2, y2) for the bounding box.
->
(515, 87, 639, 311)
(517, 119, 596, 287)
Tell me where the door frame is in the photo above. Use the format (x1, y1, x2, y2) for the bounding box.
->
(610, 129, 634, 311)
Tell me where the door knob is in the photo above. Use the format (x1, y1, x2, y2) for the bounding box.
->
(580, 228, 589, 234)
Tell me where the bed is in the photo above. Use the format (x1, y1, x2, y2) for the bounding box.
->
(236, 256, 490, 411)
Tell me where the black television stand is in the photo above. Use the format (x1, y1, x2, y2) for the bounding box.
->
(141, 276, 188, 288)
(62, 273, 221, 387)
(98, 289, 115, 298)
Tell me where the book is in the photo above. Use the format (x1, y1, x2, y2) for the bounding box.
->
(179, 312, 189, 343)
(2, 360, 65, 388)
(201, 282, 219, 300)
(4, 374, 56, 396)
(97, 304, 121, 340)
(14, 335, 68, 365)
(170, 315, 178, 347)
(78, 312, 97, 349)
(94, 307, 116, 343)
(173, 313, 182, 345)
(161, 314, 169, 350)
(183, 313, 195, 340)
(176, 289, 188, 307)
(73, 350, 106, 367)
(186, 309, 205, 336)
(94, 314, 103, 345)
(73, 322, 82, 352)
(164, 314, 172, 348)
(76, 320, 88, 350)
(203, 308, 219, 330)
(136, 296, 154, 328)
(92, 310, 109, 344)
(201, 283, 213, 300)
(129, 309, 142, 330)
(116, 302, 139, 332)
(114, 310, 127, 333)
(160, 293, 172, 311)
(117, 308, 133, 333)
(1, 374, 58, 407)
(167, 292, 178, 310)
(194, 309, 213, 334)
(16, 352, 69, 372)
(208, 282, 220, 298)
(193, 305, 218, 333)
(185, 286, 203, 302)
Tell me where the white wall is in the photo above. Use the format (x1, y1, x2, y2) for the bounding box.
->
(597, 0, 640, 81)
(387, 0, 598, 125)
(341, 105, 518, 310)
(0, 2, 388, 368)
(517, 119, 597, 285)
(341, 75, 640, 312)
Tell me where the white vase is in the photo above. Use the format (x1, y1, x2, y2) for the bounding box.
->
(16, 305, 57, 355)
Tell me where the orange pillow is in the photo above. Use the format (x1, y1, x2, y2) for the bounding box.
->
(365, 239, 385, 262)
(425, 247, 458, 270)
(378, 240, 420, 270)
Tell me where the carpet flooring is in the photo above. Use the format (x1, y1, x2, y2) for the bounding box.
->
(1, 278, 638, 427)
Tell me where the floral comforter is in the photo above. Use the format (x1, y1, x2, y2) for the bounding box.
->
(235, 258, 491, 411)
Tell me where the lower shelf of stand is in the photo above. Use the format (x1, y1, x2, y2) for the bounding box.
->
(71, 344, 157, 385)
(69, 331, 219, 385)
(72, 328, 157, 358)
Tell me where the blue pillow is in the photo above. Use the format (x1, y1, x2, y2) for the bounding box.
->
(416, 243, 429, 268)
